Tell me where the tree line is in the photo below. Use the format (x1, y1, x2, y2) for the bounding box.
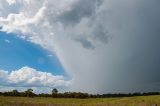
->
(0, 88, 160, 98)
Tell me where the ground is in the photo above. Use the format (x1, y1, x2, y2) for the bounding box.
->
(0, 95, 159, 106)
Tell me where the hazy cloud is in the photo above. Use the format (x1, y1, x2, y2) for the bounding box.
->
(4, 39, 10, 43)
(58, 0, 103, 26)
(74, 36, 95, 49)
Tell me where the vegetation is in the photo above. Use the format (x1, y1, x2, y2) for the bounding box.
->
(0, 88, 159, 105)
(0, 95, 160, 106)
(0, 88, 160, 98)
(52, 88, 58, 94)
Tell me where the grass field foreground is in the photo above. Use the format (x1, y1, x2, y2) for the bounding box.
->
(0, 95, 160, 106)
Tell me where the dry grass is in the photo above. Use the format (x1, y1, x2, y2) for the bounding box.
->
(0, 95, 160, 106)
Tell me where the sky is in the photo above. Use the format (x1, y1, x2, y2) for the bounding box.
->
(0, 31, 65, 75)
(0, 0, 160, 94)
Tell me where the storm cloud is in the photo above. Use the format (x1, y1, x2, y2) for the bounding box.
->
(0, 0, 160, 93)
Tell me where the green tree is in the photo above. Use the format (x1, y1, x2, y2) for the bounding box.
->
(12, 89, 19, 96)
(52, 88, 58, 94)
(52, 88, 58, 97)
(25, 89, 34, 97)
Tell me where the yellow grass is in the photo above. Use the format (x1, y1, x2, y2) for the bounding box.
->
(0, 95, 160, 106)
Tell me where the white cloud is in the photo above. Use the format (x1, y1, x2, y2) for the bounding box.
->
(0, 6, 46, 34)
(0, 0, 108, 48)
(6, 0, 16, 5)
(0, 67, 70, 88)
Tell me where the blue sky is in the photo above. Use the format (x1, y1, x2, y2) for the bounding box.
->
(0, 31, 65, 76)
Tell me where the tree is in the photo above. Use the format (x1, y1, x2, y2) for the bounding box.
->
(52, 88, 58, 94)
(25, 89, 34, 97)
(12, 89, 19, 96)
(52, 88, 58, 97)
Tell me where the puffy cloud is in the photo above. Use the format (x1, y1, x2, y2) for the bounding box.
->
(0, 67, 69, 88)
(6, 0, 16, 5)
(0, 0, 160, 93)
(0, 0, 110, 48)
(0, 6, 46, 34)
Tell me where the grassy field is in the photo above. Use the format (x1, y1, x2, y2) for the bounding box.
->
(0, 95, 160, 106)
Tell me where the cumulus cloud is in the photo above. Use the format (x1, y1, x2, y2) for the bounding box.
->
(0, 0, 160, 93)
(0, 5, 46, 34)
(0, 0, 110, 49)
(0, 67, 69, 88)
